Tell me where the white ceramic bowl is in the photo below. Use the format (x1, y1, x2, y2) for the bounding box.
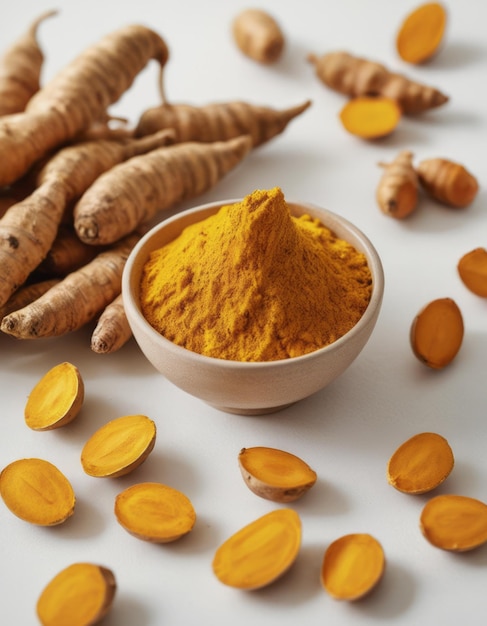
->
(122, 199, 384, 415)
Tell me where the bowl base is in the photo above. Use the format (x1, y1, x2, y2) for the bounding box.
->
(207, 402, 295, 416)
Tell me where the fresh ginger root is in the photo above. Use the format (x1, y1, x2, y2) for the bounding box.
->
(396, 2, 447, 65)
(1, 232, 140, 339)
(74, 135, 253, 246)
(0, 10, 58, 116)
(91, 294, 133, 354)
(0, 24, 170, 187)
(135, 100, 311, 147)
(339, 96, 401, 139)
(417, 158, 479, 208)
(232, 8, 285, 64)
(377, 151, 419, 219)
(307, 50, 448, 114)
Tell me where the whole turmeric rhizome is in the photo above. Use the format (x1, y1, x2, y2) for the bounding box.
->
(140, 187, 372, 362)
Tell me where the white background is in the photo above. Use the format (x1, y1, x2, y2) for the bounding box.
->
(1, 1, 486, 624)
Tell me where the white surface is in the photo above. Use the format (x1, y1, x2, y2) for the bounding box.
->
(1, 1, 486, 624)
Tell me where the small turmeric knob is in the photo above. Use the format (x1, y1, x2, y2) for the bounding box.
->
(417, 158, 479, 208)
(376, 150, 419, 219)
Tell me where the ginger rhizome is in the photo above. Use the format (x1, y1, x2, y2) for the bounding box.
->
(376, 150, 419, 219)
(140, 187, 372, 362)
(396, 2, 447, 64)
(307, 50, 448, 114)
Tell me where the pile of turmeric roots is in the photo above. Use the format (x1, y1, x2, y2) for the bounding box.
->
(0, 12, 313, 353)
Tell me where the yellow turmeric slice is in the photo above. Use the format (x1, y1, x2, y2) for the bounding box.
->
(410, 297, 464, 368)
(420, 495, 487, 551)
(339, 96, 401, 139)
(115, 482, 196, 543)
(238, 447, 317, 502)
(417, 158, 479, 208)
(321, 533, 385, 601)
(36, 562, 116, 626)
(458, 248, 487, 297)
(0, 458, 75, 525)
(24, 362, 84, 430)
(376, 150, 419, 219)
(81, 414, 156, 478)
(396, 2, 447, 64)
(212, 508, 301, 589)
(387, 432, 454, 494)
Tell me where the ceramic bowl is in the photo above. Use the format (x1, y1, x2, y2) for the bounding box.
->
(122, 199, 384, 415)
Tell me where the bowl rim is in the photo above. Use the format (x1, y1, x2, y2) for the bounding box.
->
(122, 198, 385, 370)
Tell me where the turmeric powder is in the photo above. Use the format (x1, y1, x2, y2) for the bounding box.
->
(140, 187, 372, 362)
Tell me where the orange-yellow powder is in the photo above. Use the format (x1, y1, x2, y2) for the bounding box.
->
(140, 187, 372, 361)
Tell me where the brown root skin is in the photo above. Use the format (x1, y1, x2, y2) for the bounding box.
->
(0, 232, 140, 339)
(308, 50, 448, 114)
(135, 100, 311, 147)
(91, 294, 133, 354)
(0, 10, 58, 116)
(232, 8, 285, 64)
(73, 135, 253, 246)
(376, 150, 419, 219)
(0, 278, 60, 319)
(0, 24, 170, 187)
(396, 2, 447, 65)
(416, 158, 479, 208)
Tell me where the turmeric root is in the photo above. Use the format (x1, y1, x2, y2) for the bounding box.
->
(416, 158, 479, 208)
(37, 225, 104, 277)
(307, 50, 448, 114)
(0, 129, 174, 307)
(91, 294, 133, 354)
(376, 150, 419, 218)
(232, 8, 285, 64)
(396, 2, 447, 64)
(0, 278, 59, 319)
(135, 99, 311, 147)
(74, 135, 253, 246)
(339, 96, 401, 139)
(0, 232, 140, 339)
(0, 23, 169, 187)
(0, 10, 57, 116)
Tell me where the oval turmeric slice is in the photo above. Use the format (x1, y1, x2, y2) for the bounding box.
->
(458, 248, 487, 297)
(81, 414, 156, 478)
(339, 96, 401, 140)
(387, 432, 454, 494)
(410, 297, 464, 368)
(36, 562, 116, 626)
(25, 362, 84, 430)
(115, 482, 196, 543)
(420, 494, 487, 551)
(396, 2, 447, 64)
(238, 446, 317, 502)
(0, 458, 75, 525)
(212, 508, 301, 589)
(321, 533, 385, 601)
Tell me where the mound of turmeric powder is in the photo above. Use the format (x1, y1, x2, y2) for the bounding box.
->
(140, 187, 372, 362)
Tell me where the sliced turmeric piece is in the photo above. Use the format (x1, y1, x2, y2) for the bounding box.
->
(115, 482, 196, 543)
(238, 446, 317, 502)
(36, 562, 116, 626)
(24, 362, 84, 430)
(410, 297, 464, 368)
(387, 432, 454, 494)
(458, 248, 487, 297)
(212, 508, 301, 589)
(420, 494, 487, 551)
(321, 533, 385, 601)
(81, 414, 156, 478)
(376, 150, 419, 219)
(0, 458, 75, 525)
(396, 2, 447, 64)
(339, 96, 401, 139)
(417, 158, 479, 208)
